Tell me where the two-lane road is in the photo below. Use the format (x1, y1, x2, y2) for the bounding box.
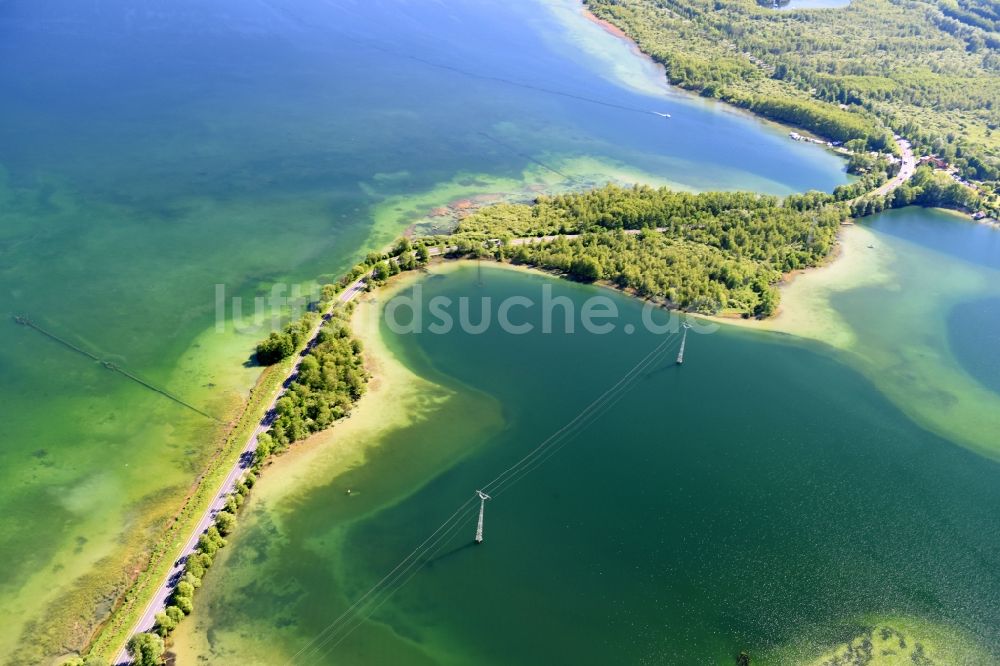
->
(869, 137, 916, 199)
(114, 276, 369, 665)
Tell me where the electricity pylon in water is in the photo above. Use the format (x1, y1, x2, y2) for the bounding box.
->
(474, 490, 491, 544)
(676, 322, 692, 365)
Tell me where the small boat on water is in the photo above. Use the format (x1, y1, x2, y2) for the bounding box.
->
(652, 111, 671, 118)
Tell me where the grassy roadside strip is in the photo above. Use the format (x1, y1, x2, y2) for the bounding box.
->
(86, 357, 293, 660)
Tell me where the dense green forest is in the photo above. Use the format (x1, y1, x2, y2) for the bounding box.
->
(255, 241, 430, 366)
(512, 232, 784, 316)
(447, 184, 848, 316)
(585, 0, 1000, 191)
(255, 313, 317, 365)
(256, 307, 369, 452)
(936, 0, 1000, 33)
(851, 164, 981, 214)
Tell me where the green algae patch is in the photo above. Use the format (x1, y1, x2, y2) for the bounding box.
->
(361, 155, 688, 252)
(805, 625, 955, 666)
(767, 617, 994, 666)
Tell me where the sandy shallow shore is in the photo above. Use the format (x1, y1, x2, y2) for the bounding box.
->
(700, 224, 892, 348)
(238, 271, 451, 506)
(704, 217, 1000, 460)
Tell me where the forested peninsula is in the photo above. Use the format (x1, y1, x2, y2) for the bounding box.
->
(445, 185, 845, 316)
(585, 0, 1000, 217)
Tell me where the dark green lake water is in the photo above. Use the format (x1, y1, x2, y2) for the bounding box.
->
(181, 234, 1000, 664)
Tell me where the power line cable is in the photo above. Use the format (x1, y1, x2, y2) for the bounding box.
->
(289, 328, 683, 663)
